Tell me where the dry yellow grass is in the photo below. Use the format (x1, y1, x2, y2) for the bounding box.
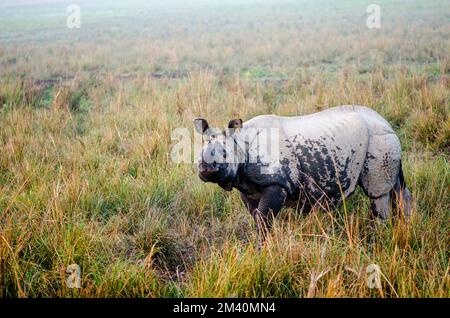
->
(0, 0, 449, 297)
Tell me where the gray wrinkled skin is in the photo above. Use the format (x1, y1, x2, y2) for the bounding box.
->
(195, 105, 412, 236)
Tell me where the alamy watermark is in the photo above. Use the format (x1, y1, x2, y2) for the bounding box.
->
(170, 126, 281, 174)
(67, 4, 81, 29)
(366, 263, 382, 289)
(366, 4, 381, 29)
(66, 264, 81, 289)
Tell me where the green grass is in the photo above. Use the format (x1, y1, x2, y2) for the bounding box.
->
(0, 0, 449, 298)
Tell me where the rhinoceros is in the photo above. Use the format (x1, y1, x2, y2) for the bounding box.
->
(194, 105, 412, 234)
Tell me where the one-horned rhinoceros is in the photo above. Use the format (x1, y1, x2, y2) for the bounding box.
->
(194, 105, 412, 235)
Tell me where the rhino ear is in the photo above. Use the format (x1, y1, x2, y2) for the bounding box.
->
(227, 119, 242, 129)
(194, 118, 209, 134)
(227, 119, 242, 136)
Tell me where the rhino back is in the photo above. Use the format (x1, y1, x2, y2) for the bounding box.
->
(240, 106, 376, 202)
(283, 110, 369, 202)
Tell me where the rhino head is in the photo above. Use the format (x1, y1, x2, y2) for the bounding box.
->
(194, 118, 244, 191)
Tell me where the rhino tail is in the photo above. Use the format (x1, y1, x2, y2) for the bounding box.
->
(398, 160, 406, 189)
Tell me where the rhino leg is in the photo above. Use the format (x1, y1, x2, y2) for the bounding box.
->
(370, 193, 391, 222)
(253, 185, 287, 237)
(240, 192, 259, 214)
(402, 187, 412, 219)
(360, 134, 404, 223)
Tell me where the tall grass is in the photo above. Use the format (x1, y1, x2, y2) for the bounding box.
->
(0, 0, 449, 297)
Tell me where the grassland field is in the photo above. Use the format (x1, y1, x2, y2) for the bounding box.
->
(0, 0, 449, 297)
